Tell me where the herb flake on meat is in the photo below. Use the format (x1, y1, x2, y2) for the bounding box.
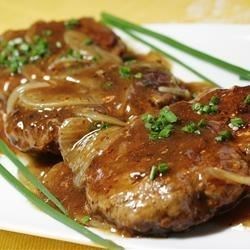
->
(64, 18, 80, 29)
(0, 36, 49, 73)
(229, 117, 245, 129)
(182, 119, 207, 135)
(142, 107, 178, 140)
(192, 96, 220, 115)
(119, 65, 131, 79)
(215, 130, 232, 142)
(149, 162, 169, 180)
(244, 94, 250, 105)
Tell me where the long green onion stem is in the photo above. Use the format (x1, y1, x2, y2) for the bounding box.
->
(0, 164, 123, 250)
(113, 26, 220, 87)
(101, 12, 250, 80)
(0, 140, 66, 214)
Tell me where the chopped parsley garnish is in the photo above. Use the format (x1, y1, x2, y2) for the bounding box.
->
(134, 72, 143, 79)
(149, 162, 169, 181)
(64, 18, 80, 29)
(119, 66, 131, 79)
(215, 130, 232, 142)
(192, 96, 220, 115)
(102, 81, 113, 90)
(83, 38, 93, 46)
(182, 119, 207, 135)
(64, 48, 96, 62)
(43, 29, 53, 36)
(29, 36, 49, 61)
(229, 117, 245, 129)
(0, 36, 49, 73)
(182, 122, 199, 134)
(92, 53, 102, 62)
(157, 162, 169, 174)
(142, 107, 178, 140)
(244, 94, 250, 105)
(197, 119, 207, 128)
(65, 48, 83, 60)
(209, 96, 220, 105)
(81, 215, 90, 225)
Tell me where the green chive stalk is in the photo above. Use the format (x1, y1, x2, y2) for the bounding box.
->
(0, 140, 67, 214)
(109, 25, 220, 87)
(0, 164, 123, 250)
(101, 12, 250, 80)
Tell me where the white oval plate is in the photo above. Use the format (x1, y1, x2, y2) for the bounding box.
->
(0, 24, 250, 249)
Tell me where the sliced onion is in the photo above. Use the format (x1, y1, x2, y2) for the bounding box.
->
(48, 56, 98, 72)
(64, 30, 91, 51)
(48, 57, 82, 71)
(193, 87, 217, 101)
(158, 86, 191, 98)
(75, 111, 126, 126)
(48, 30, 122, 72)
(59, 117, 92, 153)
(53, 71, 103, 91)
(7, 80, 106, 111)
(207, 167, 250, 185)
(63, 30, 121, 64)
(59, 117, 123, 187)
(6, 81, 51, 114)
(19, 89, 100, 110)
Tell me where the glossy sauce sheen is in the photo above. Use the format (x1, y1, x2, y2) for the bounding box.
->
(1, 18, 192, 154)
(18, 150, 250, 231)
(0, 17, 249, 235)
(84, 87, 249, 234)
(0, 17, 127, 223)
(42, 162, 87, 219)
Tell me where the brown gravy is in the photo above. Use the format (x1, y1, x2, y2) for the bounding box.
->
(25, 156, 118, 232)
(0, 18, 249, 235)
(19, 139, 250, 234)
(1, 83, 250, 234)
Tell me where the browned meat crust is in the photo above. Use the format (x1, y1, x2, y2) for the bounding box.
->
(0, 18, 127, 104)
(85, 86, 250, 235)
(1, 17, 249, 237)
(1, 18, 190, 153)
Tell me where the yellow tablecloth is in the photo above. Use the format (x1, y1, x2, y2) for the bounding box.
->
(1, 0, 250, 249)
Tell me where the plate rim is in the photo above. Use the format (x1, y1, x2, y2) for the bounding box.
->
(0, 23, 250, 250)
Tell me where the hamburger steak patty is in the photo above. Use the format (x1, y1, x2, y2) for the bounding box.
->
(0, 17, 126, 105)
(85, 86, 250, 234)
(4, 63, 190, 154)
(1, 18, 191, 154)
(1, 16, 249, 237)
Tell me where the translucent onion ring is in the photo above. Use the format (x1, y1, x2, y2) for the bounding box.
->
(7, 80, 105, 112)
(19, 93, 99, 110)
(76, 111, 126, 126)
(158, 86, 191, 98)
(207, 167, 250, 186)
(63, 30, 121, 63)
(6, 81, 51, 114)
(59, 117, 124, 187)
